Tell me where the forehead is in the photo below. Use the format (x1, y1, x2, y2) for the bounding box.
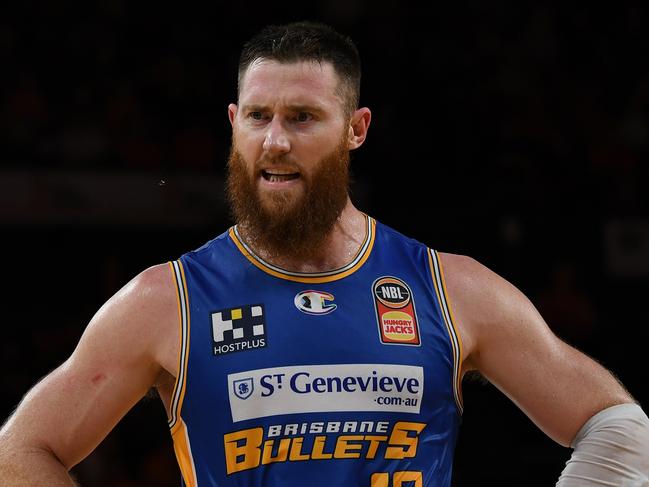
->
(239, 59, 343, 109)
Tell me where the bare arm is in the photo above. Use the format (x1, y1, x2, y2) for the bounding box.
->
(440, 253, 633, 447)
(0, 264, 178, 486)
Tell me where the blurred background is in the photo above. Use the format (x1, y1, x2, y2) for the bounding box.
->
(2, 2, 648, 485)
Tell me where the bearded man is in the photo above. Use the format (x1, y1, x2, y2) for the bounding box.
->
(1, 21, 648, 487)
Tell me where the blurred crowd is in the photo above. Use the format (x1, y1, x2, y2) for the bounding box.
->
(1, 3, 648, 485)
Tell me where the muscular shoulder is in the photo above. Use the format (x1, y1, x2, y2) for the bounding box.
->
(119, 263, 178, 315)
(437, 253, 540, 370)
(92, 263, 176, 331)
(77, 263, 179, 376)
(438, 253, 525, 312)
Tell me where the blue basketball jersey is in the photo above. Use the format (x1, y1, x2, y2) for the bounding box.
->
(168, 216, 463, 486)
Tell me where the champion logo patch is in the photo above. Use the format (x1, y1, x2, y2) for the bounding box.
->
(372, 277, 421, 346)
(294, 290, 337, 315)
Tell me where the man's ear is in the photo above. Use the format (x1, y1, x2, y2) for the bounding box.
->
(347, 107, 372, 150)
(228, 103, 238, 126)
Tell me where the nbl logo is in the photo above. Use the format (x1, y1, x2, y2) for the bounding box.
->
(211, 304, 267, 356)
(372, 277, 421, 346)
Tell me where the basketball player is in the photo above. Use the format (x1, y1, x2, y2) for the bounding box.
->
(1, 22, 648, 486)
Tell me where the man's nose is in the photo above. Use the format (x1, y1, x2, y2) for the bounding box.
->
(262, 118, 291, 154)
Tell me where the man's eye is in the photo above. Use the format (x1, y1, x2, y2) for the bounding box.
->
(249, 112, 264, 120)
(296, 112, 312, 122)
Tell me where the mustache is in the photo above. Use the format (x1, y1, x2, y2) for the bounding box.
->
(254, 154, 301, 172)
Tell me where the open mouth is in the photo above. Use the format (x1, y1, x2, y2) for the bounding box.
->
(261, 169, 300, 182)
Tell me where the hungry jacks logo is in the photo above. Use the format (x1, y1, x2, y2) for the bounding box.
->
(372, 277, 420, 346)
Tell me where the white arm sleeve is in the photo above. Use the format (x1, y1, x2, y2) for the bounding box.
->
(556, 403, 649, 486)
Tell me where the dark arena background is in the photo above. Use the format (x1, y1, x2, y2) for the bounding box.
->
(2, 3, 648, 486)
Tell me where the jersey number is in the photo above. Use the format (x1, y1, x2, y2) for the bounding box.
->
(371, 471, 423, 486)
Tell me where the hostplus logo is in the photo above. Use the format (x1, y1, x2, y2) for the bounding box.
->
(211, 304, 267, 356)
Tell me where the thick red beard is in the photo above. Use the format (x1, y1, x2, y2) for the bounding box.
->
(226, 137, 350, 262)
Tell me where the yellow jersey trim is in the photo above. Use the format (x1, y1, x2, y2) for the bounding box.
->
(168, 260, 191, 433)
(172, 419, 198, 487)
(428, 249, 464, 414)
(228, 215, 376, 283)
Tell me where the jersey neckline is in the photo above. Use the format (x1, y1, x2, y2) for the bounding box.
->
(228, 215, 376, 283)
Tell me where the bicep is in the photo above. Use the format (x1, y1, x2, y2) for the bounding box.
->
(443, 254, 632, 446)
(475, 306, 630, 446)
(1, 265, 176, 469)
(4, 356, 154, 469)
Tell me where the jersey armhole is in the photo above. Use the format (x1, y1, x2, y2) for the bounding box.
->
(428, 249, 464, 415)
(167, 259, 191, 433)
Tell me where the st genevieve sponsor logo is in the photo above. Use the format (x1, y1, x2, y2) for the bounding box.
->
(227, 364, 424, 422)
(372, 276, 421, 346)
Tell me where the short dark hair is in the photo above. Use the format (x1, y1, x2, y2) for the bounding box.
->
(238, 21, 361, 116)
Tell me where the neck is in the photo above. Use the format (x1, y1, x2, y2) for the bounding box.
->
(237, 199, 367, 273)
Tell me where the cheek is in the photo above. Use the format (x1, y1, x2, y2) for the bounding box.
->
(233, 134, 262, 163)
(301, 133, 342, 158)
